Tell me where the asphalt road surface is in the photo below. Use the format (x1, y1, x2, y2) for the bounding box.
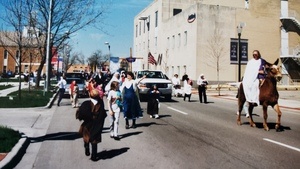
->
(14, 92, 300, 169)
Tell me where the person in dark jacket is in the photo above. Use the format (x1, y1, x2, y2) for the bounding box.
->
(147, 85, 160, 119)
(76, 89, 107, 161)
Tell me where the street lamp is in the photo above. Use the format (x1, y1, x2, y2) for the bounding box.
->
(104, 42, 110, 71)
(139, 16, 149, 69)
(237, 24, 243, 82)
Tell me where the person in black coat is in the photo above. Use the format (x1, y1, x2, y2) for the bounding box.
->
(76, 89, 107, 161)
(147, 85, 160, 119)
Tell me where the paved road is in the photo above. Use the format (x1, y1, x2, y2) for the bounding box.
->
(0, 84, 299, 168)
(0, 90, 298, 168)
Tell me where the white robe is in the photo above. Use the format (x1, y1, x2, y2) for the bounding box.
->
(242, 58, 261, 105)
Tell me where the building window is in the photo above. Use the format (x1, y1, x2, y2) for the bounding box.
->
(184, 31, 187, 46)
(167, 37, 170, 49)
(139, 22, 141, 35)
(172, 35, 175, 49)
(173, 9, 182, 16)
(4, 50, 8, 59)
(15, 66, 18, 73)
(143, 20, 146, 33)
(3, 66, 7, 73)
(148, 16, 151, 31)
(136, 24, 138, 37)
(16, 50, 19, 60)
(178, 33, 181, 47)
(155, 11, 158, 27)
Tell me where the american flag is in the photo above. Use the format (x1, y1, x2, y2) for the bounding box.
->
(148, 52, 157, 65)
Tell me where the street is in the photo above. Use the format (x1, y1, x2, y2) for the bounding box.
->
(10, 91, 300, 169)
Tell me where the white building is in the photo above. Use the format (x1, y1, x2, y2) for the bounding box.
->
(133, 0, 300, 84)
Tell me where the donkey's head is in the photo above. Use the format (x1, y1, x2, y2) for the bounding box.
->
(265, 59, 282, 82)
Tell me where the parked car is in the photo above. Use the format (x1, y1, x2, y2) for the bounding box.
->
(65, 72, 85, 79)
(135, 70, 173, 101)
(64, 78, 87, 97)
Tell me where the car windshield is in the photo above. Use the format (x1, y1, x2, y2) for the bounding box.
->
(137, 71, 164, 79)
(66, 78, 84, 84)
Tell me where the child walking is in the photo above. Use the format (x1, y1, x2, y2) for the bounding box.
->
(147, 85, 160, 119)
(107, 81, 122, 140)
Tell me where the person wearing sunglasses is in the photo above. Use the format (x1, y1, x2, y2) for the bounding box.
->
(242, 50, 266, 107)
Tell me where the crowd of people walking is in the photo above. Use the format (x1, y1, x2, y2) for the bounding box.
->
(56, 69, 211, 161)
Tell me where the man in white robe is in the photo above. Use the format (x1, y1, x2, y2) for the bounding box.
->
(242, 50, 264, 106)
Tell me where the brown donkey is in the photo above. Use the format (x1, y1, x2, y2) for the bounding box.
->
(237, 59, 282, 131)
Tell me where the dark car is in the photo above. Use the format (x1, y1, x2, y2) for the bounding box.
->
(64, 78, 87, 97)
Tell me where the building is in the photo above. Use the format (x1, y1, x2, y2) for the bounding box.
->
(133, 0, 300, 84)
(0, 28, 44, 76)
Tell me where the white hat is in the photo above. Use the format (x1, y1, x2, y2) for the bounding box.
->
(200, 74, 204, 77)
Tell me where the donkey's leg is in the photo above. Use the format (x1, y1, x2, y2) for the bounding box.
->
(273, 104, 282, 131)
(237, 98, 245, 126)
(248, 104, 256, 127)
(262, 105, 269, 131)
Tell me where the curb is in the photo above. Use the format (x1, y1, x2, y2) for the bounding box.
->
(0, 135, 30, 169)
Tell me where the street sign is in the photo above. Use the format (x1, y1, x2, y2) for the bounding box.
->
(126, 57, 136, 62)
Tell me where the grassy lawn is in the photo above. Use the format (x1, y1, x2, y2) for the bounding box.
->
(0, 87, 56, 108)
(0, 125, 21, 152)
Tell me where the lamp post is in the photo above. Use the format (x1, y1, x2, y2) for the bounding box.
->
(237, 24, 243, 82)
(139, 16, 149, 69)
(104, 42, 110, 71)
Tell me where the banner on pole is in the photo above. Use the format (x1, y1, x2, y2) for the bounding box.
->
(110, 57, 119, 73)
(230, 38, 248, 65)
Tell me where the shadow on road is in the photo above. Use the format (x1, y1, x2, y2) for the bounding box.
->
(95, 147, 130, 161)
(29, 132, 81, 143)
(255, 122, 291, 132)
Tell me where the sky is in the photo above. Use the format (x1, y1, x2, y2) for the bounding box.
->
(0, 0, 152, 59)
(71, 0, 152, 58)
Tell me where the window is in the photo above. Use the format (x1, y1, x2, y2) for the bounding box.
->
(139, 22, 141, 35)
(15, 66, 18, 73)
(143, 20, 146, 33)
(184, 31, 187, 46)
(167, 37, 170, 49)
(3, 66, 7, 73)
(173, 9, 182, 16)
(178, 33, 181, 47)
(4, 50, 8, 59)
(172, 35, 175, 49)
(15, 50, 19, 60)
(136, 24, 138, 37)
(148, 16, 151, 31)
(155, 11, 158, 27)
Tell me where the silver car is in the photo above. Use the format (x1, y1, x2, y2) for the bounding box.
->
(65, 78, 87, 97)
(136, 70, 173, 101)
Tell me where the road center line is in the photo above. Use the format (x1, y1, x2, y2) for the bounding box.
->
(167, 107, 188, 115)
(263, 138, 300, 152)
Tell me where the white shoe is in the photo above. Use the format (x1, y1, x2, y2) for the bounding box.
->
(154, 114, 159, 119)
(246, 114, 249, 118)
(150, 115, 153, 118)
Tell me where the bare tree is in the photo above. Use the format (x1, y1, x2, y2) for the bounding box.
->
(87, 50, 108, 73)
(0, 0, 43, 99)
(1, 0, 111, 91)
(206, 28, 227, 96)
(64, 51, 86, 72)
